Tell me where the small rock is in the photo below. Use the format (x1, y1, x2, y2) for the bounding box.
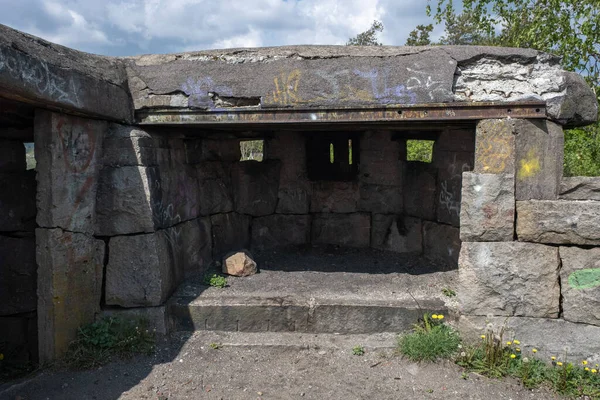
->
(222, 250, 257, 277)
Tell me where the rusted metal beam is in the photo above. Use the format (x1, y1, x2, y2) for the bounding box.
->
(136, 101, 547, 126)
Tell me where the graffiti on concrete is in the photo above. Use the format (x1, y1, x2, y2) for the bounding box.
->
(439, 155, 471, 218)
(476, 131, 513, 173)
(0, 48, 81, 107)
(518, 149, 541, 179)
(181, 77, 234, 109)
(568, 268, 600, 290)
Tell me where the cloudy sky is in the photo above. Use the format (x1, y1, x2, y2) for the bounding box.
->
(0, 0, 444, 56)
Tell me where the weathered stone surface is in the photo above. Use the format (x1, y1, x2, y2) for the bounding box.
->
(311, 213, 370, 248)
(210, 213, 251, 257)
(276, 187, 311, 214)
(423, 222, 460, 266)
(371, 214, 422, 254)
(100, 306, 170, 335)
(434, 150, 474, 227)
(223, 250, 258, 277)
(403, 162, 437, 220)
(0, 171, 36, 232)
(458, 242, 560, 317)
(36, 228, 105, 362)
(0, 313, 38, 363)
(559, 246, 600, 326)
(514, 119, 564, 200)
(358, 184, 403, 214)
(474, 119, 515, 174)
(96, 166, 155, 235)
(0, 24, 133, 122)
(177, 217, 212, 278)
(102, 124, 163, 167)
(311, 181, 359, 213)
(197, 161, 234, 215)
(251, 215, 311, 250)
(359, 131, 404, 186)
(560, 177, 600, 201)
(232, 160, 281, 216)
(460, 173, 515, 242)
(0, 140, 25, 171)
(105, 232, 175, 307)
(459, 315, 600, 363)
(202, 139, 241, 162)
(35, 111, 105, 235)
(549, 71, 599, 127)
(148, 165, 200, 228)
(435, 129, 475, 153)
(516, 200, 600, 245)
(0, 236, 36, 315)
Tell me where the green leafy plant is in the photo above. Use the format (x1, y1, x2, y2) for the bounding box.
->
(64, 317, 155, 369)
(352, 345, 365, 356)
(398, 313, 461, 361)
(442, 288, 457, 297)
(209, 342, 222, 350)
(203, 270, 228, 288)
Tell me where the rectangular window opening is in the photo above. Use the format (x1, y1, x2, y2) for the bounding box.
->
(240, 140, 264, 162)
(24, 142, 36, 170)
(406, 140, 434, 163)
(307, 133, 359, 181)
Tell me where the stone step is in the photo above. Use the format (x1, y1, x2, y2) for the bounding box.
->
(168, 295, 447, 334)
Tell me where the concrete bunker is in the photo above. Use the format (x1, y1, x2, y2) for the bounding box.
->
(1, 22, 600, 366)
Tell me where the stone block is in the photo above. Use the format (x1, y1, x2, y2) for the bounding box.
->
(434, 150, 473, 227)
(276, 186, 311, 214)
(359, 131, 403, 186)
(184, 139, 203, 164)
(0, 171, 36, 232)
(210, 213, 251, 257)
(197, 161, 234, 215)
(435, 129, 475, 153)
(232, 160, 281, 216)
(0, 236, 36, 316)
(311, 213, 370, 248)
(403, 162, 437, 220)
(96, 166, 155, 235)
(100, 306, 170, 335)
(371, 214, 422, 254)
(423, 221, 460, 267)
(105, 232, 175, 308)
(458, 242, 560, 318)
(202, 139, 241, 162)
(514, 119, 564, 200)
(251, 214, 311, 250)
(0, 139, 25, 172)
(559, 246, 600, 326)
(102, 124, 162, 167)
(459, 315, 600, 364)
(149, 164, 200, 228)
(36, 228, 105, 362)
(311, 181, 359, 213)
(559, 177, 600, 201)
(474, 119, 515, 174)
(358, 184, 403, 214)
(516, 200, 600, 245)
(460, 173, 515, 242)
(177, 217, 212, 278)
(223, 250, 258, 277)
(35, 111, 105, 234)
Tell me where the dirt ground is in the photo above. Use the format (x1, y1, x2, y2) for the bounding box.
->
(1, 331, 558, 400)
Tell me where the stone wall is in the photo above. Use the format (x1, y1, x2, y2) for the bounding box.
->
(458, 119, 600, 363)
(0, 137, 38, 364)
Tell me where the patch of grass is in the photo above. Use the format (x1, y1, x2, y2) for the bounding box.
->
(209, 342, 222, 350)
(63, 317, 155, 369)
(203, 270, 227, 288)
(398, 313, 461, 362)
(442, 288, 456, 297)
(352, 345, 365, 356)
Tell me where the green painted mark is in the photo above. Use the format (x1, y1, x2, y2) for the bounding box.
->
(568, 268, 600, 290)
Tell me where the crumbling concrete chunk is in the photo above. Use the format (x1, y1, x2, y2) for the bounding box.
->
(222, 250, 257, 277)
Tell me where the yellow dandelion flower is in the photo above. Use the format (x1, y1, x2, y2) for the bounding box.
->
(592, 369, 598, 374)
(431, 314, 438, 319)
(585, 367, 590, 371)
(510, 354, 516, 359)
(532, 349, 538, 353)
(438, 315, 444, 320)
(516, 348, 521, 352)
(557, 362, 563, 366)
(480, 335, 486, 339)
(551, 356, 556, 361)
(582, 361, 588, 365)
(513, 340, 520, 345)
(506, 341, 512, 346)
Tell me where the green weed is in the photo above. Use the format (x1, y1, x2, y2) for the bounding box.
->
(352, 345, 365, 356)
(398, 313, 461, 361)
(203, 270, 227, 288)
(442, 288, 456, 297)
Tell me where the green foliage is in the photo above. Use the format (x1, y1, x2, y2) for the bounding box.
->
(209, 342, 222, 350)
(405, 24, 434, 46)
(442, 287, 457, 297)
(564, 126, 600, 176)
(64, 317, 155, 369)
(406, 140, 434, 163)
(203, 272, 227, 288)
(398, 313, 461, 361)
(346, 20, 384, 46)
(240, 140, 264, 162)
(352, 345, 365, 356)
